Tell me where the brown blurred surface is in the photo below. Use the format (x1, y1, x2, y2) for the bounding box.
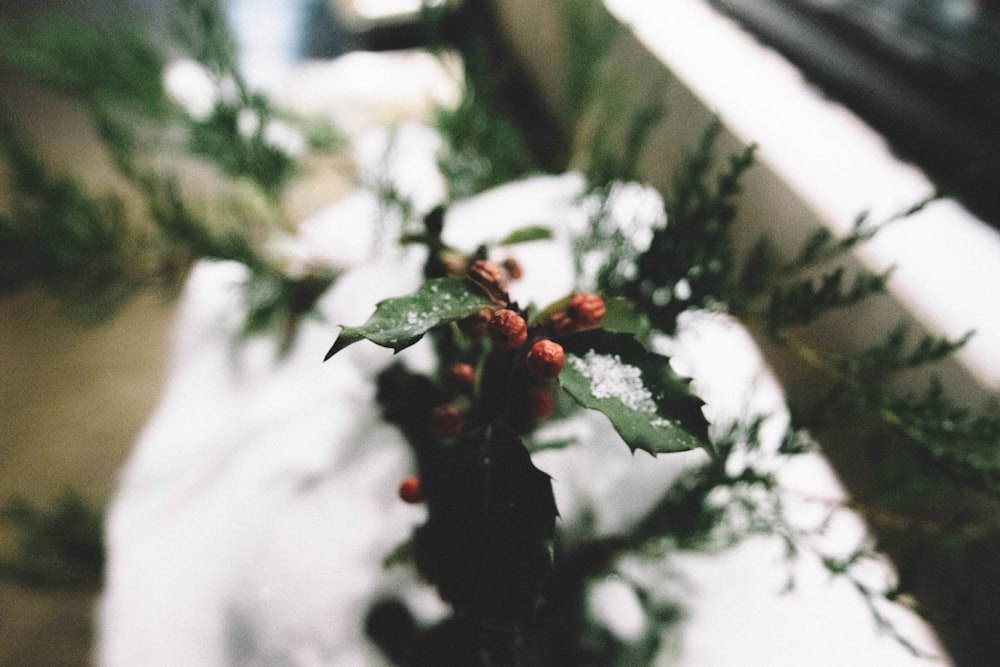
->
(0, 583, 98, 667)
(0, 289, 178, 666)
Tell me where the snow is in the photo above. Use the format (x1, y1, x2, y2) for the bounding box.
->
(568, 350, 659, 414)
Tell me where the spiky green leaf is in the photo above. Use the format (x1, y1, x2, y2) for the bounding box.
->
(324, 276, 495, 359)
(559, 330, 710, 456)
(602, 296, 649, 336)
(415, 426, 556, 629)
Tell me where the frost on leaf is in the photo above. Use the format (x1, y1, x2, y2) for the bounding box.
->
(559, 330, 711, 456)
(324, 276, 495, 359)
(569, 350, 658, 414)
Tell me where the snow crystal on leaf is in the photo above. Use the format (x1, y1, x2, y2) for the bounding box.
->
(568, 350, 658, 413)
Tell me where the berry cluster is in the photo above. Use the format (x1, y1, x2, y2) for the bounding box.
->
(466, 259, 605, 426)
(400, 259, 609, 502)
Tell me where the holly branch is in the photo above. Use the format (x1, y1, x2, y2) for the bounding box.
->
(324, 207, 710, 663)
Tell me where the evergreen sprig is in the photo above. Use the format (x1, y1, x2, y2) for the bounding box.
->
(843, 325, 974, 381)
(171, 0, 241, 78)
(614, 120, 757, 335)
(0, 2, 340, 345)
(559, 70, 981, 660)
(764, 264, 895, 335)
(0, 491, 105, 590)
(880, 380, 1000, 495)
(783, 194, 942, 274)
(427, 2, 551, 200)
(0, 14, 169, 117)
(0, 114, 142, 320)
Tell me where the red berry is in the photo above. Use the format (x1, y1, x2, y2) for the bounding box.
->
(525, 339, 566, 380)
(526, 387, 555, 420)
(568, 293, 606, 328)
(430, 405, 464, 438)
(487, 309, 528, 349)
(449, 363, 476, 392)
(399, 476, 424, 503)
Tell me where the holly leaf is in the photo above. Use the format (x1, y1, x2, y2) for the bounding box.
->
(381, 537, 414, 569)
(415, 426, 557, 629)
(559, 330, 711, 456)
(324, 276, 495, 359)
(602, 296, 649, 336)
(497, 225, 553, 245)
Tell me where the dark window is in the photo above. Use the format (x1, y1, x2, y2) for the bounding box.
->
(708, 0, 1000, 224)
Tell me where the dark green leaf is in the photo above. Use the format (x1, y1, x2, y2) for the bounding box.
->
(795, 227, 834, 267)
(766, 266, 893, 334)
(382, 537, 414, 569)
(602, 296, 648, 336)
(414, 426, 557, 629)
(497, 225, 553, 246)
(324, 276, 495, 359)
(559, 330, 710, 456)
(399, 232, 431, 246)
(0, 491, 104, 590)
(736, 236, 780, 301)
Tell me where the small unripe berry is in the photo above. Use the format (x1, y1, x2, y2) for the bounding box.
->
(430, 405, 464, 438)
(487, 309, 528, 349)
(399, 476, 424, 503)
(466, 259, 507, 299)
(449, 363, 476, 392)
(441, 251, 468, 276)
(568, 293, 606, 328)
(501, 257, 523, 280)
(525, 339, 565, 380)
(525, 387, 555, 420)
(549, 310, 576, 336)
